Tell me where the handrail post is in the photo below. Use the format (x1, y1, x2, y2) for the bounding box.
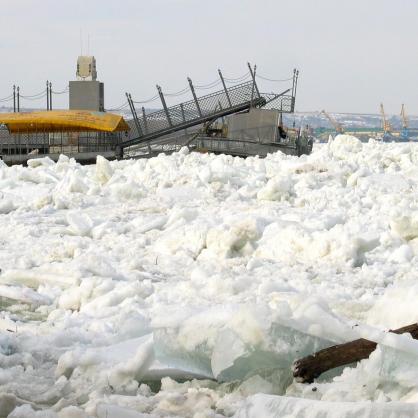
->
(157, 85, 173, 127)
(218, 69, 232, 107)
(127, 92, 152, 155)
(187, 78, 202, 117)
(247, 62, 260, 100)
(292, 70, 299, 112)
(126, 92, 143, 137)
(180, 103, 188, 134)
(141, 107, 149, 134)
(292, 68, 296, 97)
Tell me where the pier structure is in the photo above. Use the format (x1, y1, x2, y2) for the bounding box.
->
(0, 110, 129, 165)
(120, 65, 311, 159)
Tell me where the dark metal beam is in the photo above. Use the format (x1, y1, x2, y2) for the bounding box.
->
(141, 107, 149, 134)
(120, 96, 266, 150)
(293, 70, 299, 112)
(157, 85, 172, 127)
(188, 78, 202, 117)
(126, 92, 143, 137)
(218, 69, 232, 107)
(247, 62, 260, 98)
(180, 103, 187, 134)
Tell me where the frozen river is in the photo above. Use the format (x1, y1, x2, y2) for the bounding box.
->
(1, 136, 418, 417)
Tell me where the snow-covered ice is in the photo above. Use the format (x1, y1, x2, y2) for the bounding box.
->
(2, 135, 418, 416)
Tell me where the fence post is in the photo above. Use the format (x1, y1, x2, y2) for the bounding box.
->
(187, 78, 202, 117)
(248, 63, 258, 107)
(157, 85, 173, 127)
(126, 92, 143, 137)
(141, 107, 148, 134)
(218, 69, 232, 107)
(292, 70, 299, 112)
(180, 103, 188, 134)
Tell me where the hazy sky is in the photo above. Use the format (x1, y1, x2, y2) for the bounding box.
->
(1, 0, 417, 114)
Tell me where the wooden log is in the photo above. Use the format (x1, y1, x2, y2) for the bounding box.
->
(292, 323, 418, 383)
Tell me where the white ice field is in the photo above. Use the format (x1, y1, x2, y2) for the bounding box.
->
(1, 136, 418, 417)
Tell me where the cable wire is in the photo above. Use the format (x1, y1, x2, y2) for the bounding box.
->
(19, 92, 48, 101)
(256, 74, 294, 82)
(19, 90, 47, 99)
(106, 101, 129, 111)
(0, 94, 13, 103)
(194, 78, 222, 89)
(164, 86, 190, 97)
(132, 94, 159, 104)
(52, 86, 69, 94)
(130, 70, 253, 103)
(194, 80, 222, 90)
(223, 71, 251, 82)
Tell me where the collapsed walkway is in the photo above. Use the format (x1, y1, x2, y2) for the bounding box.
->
(118, 66, 299, 159)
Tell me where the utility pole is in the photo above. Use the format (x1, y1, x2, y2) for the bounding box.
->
(17, 87, 20, 112)
(13, 85, 16, 113)
(49, 82, 52, 110)
(46, 81, 50, 110)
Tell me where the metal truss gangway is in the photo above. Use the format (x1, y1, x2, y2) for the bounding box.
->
(117, 65, 299, 158)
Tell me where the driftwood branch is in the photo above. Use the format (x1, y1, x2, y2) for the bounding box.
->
(293, 323, 418, 383)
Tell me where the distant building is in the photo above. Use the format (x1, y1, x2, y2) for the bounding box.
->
(69, 56, 104, 111)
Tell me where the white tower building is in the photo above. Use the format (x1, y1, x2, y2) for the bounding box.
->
(69, 56, 104, 111)
(76, 56, 97, 81)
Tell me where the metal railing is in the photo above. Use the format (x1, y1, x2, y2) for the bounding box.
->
(120, 81, 267, 156)
(261, 94, 295, 112)
(0, 126, 121, 156)
(129, 80, 260, 139)
(194, 137, 298, 157)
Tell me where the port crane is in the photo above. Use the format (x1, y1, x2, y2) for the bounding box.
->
(380, 103, 393, 140)
(320, 110, 344, 134)
(400, 104, 409, 140)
